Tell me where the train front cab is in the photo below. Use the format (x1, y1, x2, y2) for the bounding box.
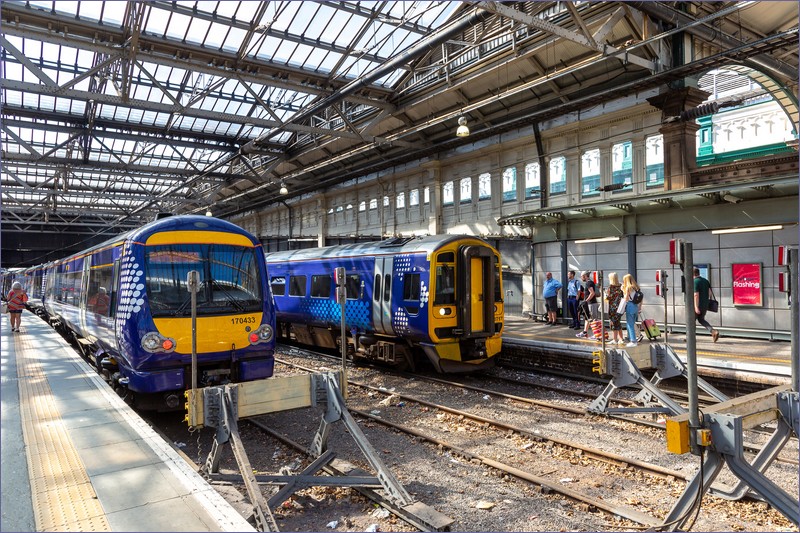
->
(424, 240, 503, 372)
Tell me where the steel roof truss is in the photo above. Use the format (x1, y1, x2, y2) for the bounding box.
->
(480, 1, 656, 72)
(0, 34, 57, 87)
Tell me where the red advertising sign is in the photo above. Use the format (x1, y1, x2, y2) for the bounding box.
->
(731, 263, 762, 307)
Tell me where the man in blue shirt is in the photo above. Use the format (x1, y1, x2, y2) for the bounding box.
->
(566, 270, 582, 329)
(543, 272, 562, 325)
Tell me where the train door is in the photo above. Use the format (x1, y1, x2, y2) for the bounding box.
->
(79, 256, 91, 335)
(458, 246, 495, 337)
(503, 273, 523, 316)
(372, 255, 394, 335)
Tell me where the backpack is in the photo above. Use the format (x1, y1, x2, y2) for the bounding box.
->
(631, 289, 644, 304)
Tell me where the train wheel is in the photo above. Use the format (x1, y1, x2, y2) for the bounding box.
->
(393, 345, 416, 373)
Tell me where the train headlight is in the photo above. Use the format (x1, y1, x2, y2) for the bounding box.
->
(438, 308, 452, 316)
(249, 324, 274, 345)
(141, 332, 177, 353)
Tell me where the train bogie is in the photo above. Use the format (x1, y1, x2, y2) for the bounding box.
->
(266, 235, 503, 373)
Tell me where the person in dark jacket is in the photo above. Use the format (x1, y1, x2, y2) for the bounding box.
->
(693, 267, 720, 342)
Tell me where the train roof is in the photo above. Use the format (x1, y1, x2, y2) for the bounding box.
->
(46, 215, 260, 267)
(265, 234, 496, 263)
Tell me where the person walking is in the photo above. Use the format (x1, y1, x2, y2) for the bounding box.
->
(621, 273, 643, 347)
(576, 271, 599, 339)
(7, 281, 28, 332)
(605, 272, 625, 345)
(694, 267, 720, 342)
(542, 272, 562, 325)
(566, 270, 582, 329)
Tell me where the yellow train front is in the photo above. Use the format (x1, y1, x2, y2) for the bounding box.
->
(265, 235, 503, 372)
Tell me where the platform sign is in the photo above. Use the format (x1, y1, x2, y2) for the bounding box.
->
(731, 263, 763, 307)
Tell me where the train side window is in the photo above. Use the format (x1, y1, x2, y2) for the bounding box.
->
(373, 274, 381, 302)
(345, 274, 361, 300)
(383, 274, 391, 302)
(434, 264, 455, 305)
(403, 273, 420, 314)
(88, 262, 114, 317)
(289, 275, 307, 297)
(270, 276, 286, 296)
(311, 275, 331, 298)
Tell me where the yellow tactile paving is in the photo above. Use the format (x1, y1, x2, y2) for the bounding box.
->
(13, 330, 111, 532)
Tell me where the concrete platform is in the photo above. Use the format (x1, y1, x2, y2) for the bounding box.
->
(1, 311, 254, 532)
(501, 315, 792, 385)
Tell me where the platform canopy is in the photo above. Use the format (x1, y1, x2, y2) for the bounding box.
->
(1, 1, 797, 251)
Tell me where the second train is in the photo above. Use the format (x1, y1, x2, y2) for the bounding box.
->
(265, 235, 504, 372)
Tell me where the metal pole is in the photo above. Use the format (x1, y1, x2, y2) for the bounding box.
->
(664, 271, 669, 345)
(335, 267, 348, 399)
(790, 248, 798, 391)
(187, 270, 200, 425)
(683, 243, 700, 455)
(598, 270, 605, 348)
(340, 284, 347, 398)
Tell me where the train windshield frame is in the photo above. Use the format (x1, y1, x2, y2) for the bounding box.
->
(145, 243, 262, 317)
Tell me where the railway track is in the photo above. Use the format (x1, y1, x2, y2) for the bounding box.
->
(270, 349, 797, 530)
(276, 346, 798, 466)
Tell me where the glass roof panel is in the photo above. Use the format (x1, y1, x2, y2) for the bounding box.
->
(165, 12, 193, 41)
(145, 5, 170, 36)
(98, 2, 126, 25)
(222, 26, 248, 53)
(268, 2, 303, 32)
(205, 22, 229, 49)
(304, 4, 337, 40)
(213, 1, 241, 19)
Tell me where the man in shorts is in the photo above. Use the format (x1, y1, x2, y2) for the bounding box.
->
(542, 272, 562, 325)
(576, 271, 599, 339)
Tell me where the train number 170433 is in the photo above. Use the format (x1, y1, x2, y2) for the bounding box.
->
(231, 316, 256, 325)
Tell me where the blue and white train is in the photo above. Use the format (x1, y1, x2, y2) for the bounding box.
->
(40, 215, 276, 410)
(265, 235, 503, 372)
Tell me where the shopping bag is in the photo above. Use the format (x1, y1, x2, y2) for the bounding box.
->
(0, 302, 7, 314)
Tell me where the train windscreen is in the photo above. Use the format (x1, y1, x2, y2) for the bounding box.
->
(145, 244, 262, 317)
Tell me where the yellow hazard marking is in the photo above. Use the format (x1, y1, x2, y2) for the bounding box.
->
(14, 327, 110, 532)
(671, 349, 787, 364)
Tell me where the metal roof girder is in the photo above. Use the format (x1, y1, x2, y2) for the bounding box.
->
(481, 1, 657, 72)
(0, 34, 57, 87)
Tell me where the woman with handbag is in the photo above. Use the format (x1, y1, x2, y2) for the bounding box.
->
(7, 281, 28, 332)
(604, 272, 625, 345)
(693, 267, 720, 342)
(621, 274, 643, 347)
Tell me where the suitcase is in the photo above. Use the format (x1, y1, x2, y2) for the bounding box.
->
(641, 316, 661, 340)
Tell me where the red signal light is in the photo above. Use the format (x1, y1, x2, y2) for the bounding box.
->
(249, 333, 259, 343)
(669, 239, 684, 265)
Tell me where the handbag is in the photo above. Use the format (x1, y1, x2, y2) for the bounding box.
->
(707, 287, 719, 313)
(616, 296, 627, 315)
(1, 302, 6, 314)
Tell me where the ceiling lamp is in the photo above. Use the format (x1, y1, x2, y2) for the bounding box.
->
(456, 116, 470, 137)
(711, 224, 782, 235)
(205, 208, 213, 217)
(279, 181, 288, 195)
(574, 236, 621, 244)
